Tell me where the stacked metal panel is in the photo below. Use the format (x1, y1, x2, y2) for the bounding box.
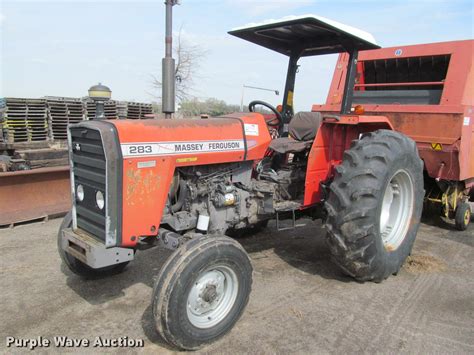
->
(105, 101, 118, 119)
(116, 101, 128, 119)
(142, 103, 153, 118)
(111, 101, 154, 119)
(67, 99, 85, 125)
(3, 99, 29, 143)
(126, 102, 142, 119)
(26, 99, 49, 141)
(85, 100, 118, 120)
(1, 98, 154, 143)
(2, 98, 48, 143)
(126, 102, 153, 119)
(47, 97, 85, 140)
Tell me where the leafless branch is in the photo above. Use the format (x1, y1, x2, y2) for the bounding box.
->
(152, 28, 208, 103)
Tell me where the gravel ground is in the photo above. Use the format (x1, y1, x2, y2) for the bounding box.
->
(0, 216, 473, 354)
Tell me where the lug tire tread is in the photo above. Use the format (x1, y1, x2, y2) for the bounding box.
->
(325, 130, 424, 282)
(152, 235, 252, 350)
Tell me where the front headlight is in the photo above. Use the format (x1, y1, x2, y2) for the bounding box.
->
(76, 184, 84, 202)
(96, 190, 105, 210)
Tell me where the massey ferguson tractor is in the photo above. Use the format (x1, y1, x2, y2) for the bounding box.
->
(58, 16, 433, 349)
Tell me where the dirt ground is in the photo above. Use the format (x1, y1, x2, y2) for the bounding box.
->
(1, 216, 473, 354)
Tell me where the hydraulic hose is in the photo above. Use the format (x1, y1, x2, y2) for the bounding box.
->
(171, 178, 188, 213)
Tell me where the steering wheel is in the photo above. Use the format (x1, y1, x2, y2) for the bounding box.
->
(248, 100, 283, 132)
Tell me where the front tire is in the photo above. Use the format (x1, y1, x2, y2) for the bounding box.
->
(325, 130, 424, 282)
(152, 235, 252, 350)
(57, 211, 129, 278)
(455, 202, 471, 231)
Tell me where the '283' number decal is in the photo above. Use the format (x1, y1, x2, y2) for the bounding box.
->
(128, 145, 153, 155)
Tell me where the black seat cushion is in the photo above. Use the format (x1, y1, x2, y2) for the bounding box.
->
(268, 137, 312, 154)
(289, 111, 323, 141)
(269, 112, 322, 154)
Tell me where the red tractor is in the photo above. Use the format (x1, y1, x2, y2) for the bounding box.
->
(59, 16, 426, 349)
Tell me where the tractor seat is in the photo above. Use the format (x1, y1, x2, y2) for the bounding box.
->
(269, 112, 323, 154)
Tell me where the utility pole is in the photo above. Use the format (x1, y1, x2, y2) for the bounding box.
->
(240, 84, 279, 112)
(162, 0, 180, 119)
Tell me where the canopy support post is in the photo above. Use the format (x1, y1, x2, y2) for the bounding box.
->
(340, 49, 359, 115)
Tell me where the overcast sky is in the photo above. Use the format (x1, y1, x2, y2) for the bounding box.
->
(1, 0, 473, 111)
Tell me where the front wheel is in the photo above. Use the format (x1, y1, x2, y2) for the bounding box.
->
(152, 235, 252, 350)
(325, 130, 424, 282)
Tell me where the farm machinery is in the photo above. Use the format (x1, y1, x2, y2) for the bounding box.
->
(58, 14, 471, 350)
(315, 39, 474, 230)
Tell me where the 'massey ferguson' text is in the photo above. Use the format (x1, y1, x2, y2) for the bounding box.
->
(121, 139, 244, 157)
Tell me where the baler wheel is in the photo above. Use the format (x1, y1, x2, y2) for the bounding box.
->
(454, 202, 471, 231)
(325, 130, 424, 282)
(57, 211, 129, 278)
(152, 234, 252, 350)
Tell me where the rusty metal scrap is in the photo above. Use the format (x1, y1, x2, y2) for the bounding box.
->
(0, 166, 71, 227)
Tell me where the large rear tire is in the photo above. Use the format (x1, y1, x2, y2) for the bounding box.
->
(325, 130, 424, 282)
(152, 234, 252, 350)
(57, 211, 129, 278)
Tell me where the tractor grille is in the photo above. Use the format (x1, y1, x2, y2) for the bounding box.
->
(70, 127, 106, 241)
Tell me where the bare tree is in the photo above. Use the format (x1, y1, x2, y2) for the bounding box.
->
(152, 29, 207, 103)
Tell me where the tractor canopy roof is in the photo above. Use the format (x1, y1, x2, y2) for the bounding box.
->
(229, 14, 380, 56)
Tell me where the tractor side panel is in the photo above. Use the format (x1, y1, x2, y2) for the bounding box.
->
(304, 123, 358, 206)
(470, 123, 474, 181)
(386, 113, 462, 145)
(362, 112, 464, 181)
(460, 109, 474, 182)
(122, 157, 175, 247)
(112, 113, 272, 246)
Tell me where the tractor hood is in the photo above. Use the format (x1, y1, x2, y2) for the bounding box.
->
(110, 113, 271, 165)
(229, 14, 380, 56)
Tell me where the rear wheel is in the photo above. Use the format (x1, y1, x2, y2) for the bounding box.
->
(152, 234, 252, 350)
(57, 211, 129, 278)
(325, 130, 424, 282)
(455, 202, 471, 231)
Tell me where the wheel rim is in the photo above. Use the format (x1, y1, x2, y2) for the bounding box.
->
(186, 265, 238, 329)
(379, 169, 414, 251)
(464, 209, 471, 226)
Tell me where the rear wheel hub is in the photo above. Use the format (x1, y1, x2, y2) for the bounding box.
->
(380, 169, 414, 251)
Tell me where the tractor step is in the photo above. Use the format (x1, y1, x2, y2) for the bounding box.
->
(274, 201, 302, 212)
(274, 201, 305, 231)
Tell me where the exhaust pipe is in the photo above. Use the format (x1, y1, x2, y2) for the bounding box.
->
(162, 0, 179, 119)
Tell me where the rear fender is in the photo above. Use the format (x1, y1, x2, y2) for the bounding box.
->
(303, 114, 393, 206)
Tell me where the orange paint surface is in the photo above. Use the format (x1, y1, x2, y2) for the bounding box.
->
(111, 113, 271, 245)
